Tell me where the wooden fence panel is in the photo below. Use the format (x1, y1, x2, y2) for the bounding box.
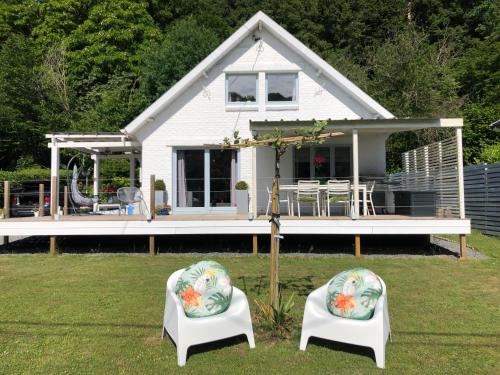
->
(464, 163, 500, 236)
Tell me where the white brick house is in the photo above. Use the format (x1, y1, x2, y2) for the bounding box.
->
(19, 11, 469, 253)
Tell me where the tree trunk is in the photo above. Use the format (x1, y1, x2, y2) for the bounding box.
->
(269, 148, 281, 308)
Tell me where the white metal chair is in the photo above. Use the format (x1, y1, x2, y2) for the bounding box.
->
(295, 180, 321, 217)
(351, 181, 376, 216)
(299, 277, 391, 368)
(266, 185, 291, 216)
(162, 268, 255, 366)
(325, 180, 351, 216)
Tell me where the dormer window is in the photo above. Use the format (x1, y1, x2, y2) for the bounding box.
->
(226, 74, 258, 104)
(266, 73, 298, 103)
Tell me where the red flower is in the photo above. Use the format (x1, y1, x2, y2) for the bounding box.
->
(313, 155, 327, 165)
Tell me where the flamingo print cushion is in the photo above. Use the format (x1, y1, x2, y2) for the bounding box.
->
(175, 261, 233, 318)
(326, 268, 383, 320)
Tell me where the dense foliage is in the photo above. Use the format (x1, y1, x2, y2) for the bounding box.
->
(0, 0, 498, 171)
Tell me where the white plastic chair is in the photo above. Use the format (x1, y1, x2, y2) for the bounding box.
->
(325, 180, 351, 216)
(266, 185, 291, 216)
(299, 278, 391, 368)
(162, 269, 256, 366)
(295, 180, 321, 217)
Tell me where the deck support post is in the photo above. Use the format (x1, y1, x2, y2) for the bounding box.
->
(39, 184, 44, 217)
(63, 186, 68, 216)
(149, 175, 155, 219)
(352, 129, 360, 219)
(459, 234, 467, 258)
(252, 234, 258, 256)
(49, 236, 57, 256)
(354, 234, 361, 257)
(149, 235, 155, 256)
(3, 181, 10, 244)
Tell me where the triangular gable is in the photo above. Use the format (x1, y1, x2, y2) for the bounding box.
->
(123, 11, 394, 136)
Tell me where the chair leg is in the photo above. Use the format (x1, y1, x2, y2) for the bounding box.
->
(177, 343, 189, 367)
(297, 201, 301, 217)
(246, 331, 256, 349)
(317, 198, 320, 217)
(266, 197, 271, 216)
(299, 333, 309, 351)
(373, 344, 385, 369)
(370, 199, 376, 216)
(327, 200, 330, 217)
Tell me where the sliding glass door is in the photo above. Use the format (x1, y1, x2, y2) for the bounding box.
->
(175, 149, 237, 212)
(293, 145, 352, 181)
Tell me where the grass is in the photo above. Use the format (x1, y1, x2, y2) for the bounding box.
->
(0, 236, 498, 374)
(439, 229, 499, 258)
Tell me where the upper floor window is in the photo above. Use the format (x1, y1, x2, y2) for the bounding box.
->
(266, 73, 298, 103)
(226, 74, 258, 104)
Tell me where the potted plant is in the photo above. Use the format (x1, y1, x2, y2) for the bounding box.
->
(0, 208, 4, 219)
(33, 207, 40, 217)
(155, 204, 171, 216)
(155, 179, 167, 206)
(235, 180, 249, 214)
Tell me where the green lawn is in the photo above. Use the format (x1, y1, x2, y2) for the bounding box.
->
(0, 238, 499, 374)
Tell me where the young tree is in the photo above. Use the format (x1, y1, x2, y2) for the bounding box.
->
(215, 121, 342, 308)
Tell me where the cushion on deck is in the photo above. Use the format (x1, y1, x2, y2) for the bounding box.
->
(175, 260, 233, 318)
(326, 268, 383, 320)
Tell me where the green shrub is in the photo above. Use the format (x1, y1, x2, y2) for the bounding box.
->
(154, 179, 166, 191)
(235, 180, 248, 190)
(0, 168, 70, 199)
(479, 143, 500, 164)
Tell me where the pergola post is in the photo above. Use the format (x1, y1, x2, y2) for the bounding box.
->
(352, 129, 360, 219)
(50, 138, 60, 217)
(129, 156, 136, 187)
(92, 155, 100, 211)
(456, 127, 467, 258)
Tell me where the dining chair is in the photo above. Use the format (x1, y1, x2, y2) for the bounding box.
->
(350, 180, 376, 216)
(266, 186, 291, 216)
(325, 180, 351, 216)
(295, 180, 321, 217)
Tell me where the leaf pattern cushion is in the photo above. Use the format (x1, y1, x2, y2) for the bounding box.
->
(326, 268, 383, 320)
(175, 260, 233, 318)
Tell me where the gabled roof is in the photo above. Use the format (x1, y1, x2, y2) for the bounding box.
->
(122, 11, 394, 136)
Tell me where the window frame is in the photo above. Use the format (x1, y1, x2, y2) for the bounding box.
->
(293, 145, 352, 181)
(265, 72, 299, 106)
(225, 73, 259, 106)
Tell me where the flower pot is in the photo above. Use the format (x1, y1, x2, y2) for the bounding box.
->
(155, 191, 167, 206)
(33, 211, 39, 217)
(236, 190, 249, 214)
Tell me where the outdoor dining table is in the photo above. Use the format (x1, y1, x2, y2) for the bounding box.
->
(280, 184, 368, 217)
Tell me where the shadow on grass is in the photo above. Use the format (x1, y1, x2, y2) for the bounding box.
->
(307, 337, 376, 363)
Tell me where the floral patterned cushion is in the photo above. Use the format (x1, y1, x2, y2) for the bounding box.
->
(175, 261, 233, 318)
(326, 268, 383, 320)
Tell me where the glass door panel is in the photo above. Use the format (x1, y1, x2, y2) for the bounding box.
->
(177, 149, 204, 207)
(334, 146, 351, 178)
(313, 147, 331, 182)
(294, 147, 310, 182)
(210, 149, 235, 207)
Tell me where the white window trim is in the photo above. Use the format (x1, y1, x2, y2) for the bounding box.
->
(265, 72, 299, 109)
(225, 73, 258, 110)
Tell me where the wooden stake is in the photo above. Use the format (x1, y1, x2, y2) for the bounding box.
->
(3, 181, 10, 219)
(149, 175, 155, 219)
(149, 235, 155, 256)
(252, 234, 258, 256)
(49, 236, 57, 256)
(459, 234, 467, 258)
(3, 181, 10, 245)
(63, 186, 68, 216)
(355, 235, 361, 257)
(39, 184, 44, 217)
(269, 148, 281, 308)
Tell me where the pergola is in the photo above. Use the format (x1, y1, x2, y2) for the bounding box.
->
(46, 133, 142, 213)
